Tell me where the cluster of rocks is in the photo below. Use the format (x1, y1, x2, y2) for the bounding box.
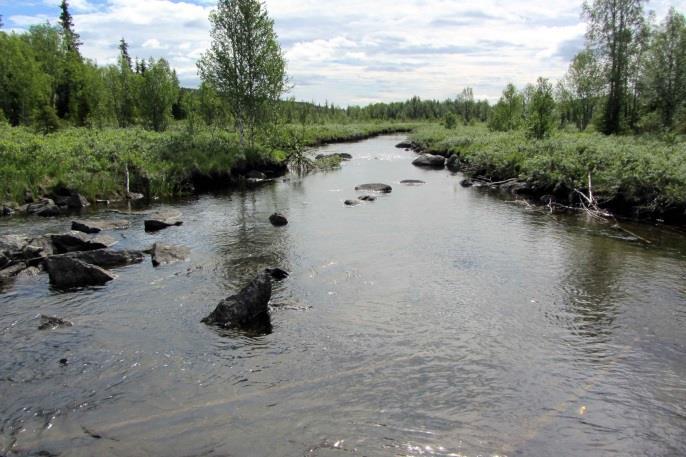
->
(0, 209, 191, 289)
(315, 152, 353, 161)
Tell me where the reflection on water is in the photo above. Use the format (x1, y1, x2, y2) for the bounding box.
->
(1, 135, 685, 456)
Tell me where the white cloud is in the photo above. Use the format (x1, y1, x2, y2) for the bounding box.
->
(9, 0, 686, 105)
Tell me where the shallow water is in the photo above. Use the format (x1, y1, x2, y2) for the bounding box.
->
(1, 134, 685, 457)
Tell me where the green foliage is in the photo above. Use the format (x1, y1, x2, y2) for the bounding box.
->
(526, 78, 556, 140)
(488, 84, 524, 132)
(444, 113, 458, 129)
(411, 123, 686, 210)
(198, 0, 288, 146)
(138, 59, 179, 132)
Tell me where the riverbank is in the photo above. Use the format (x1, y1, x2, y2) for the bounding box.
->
(0, 122, 416, 213)
(409, 124, 686, 224)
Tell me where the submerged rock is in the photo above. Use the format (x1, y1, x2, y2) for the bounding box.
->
(344, 199, 360, 206)
(71, 219, 130, 234)
(61, 249, 145, 269)
(45, 256, 115, 288)
(144, 210, 183, 232)
(395, 141, 414, 149)
(202, 272, 272, 328)
(412, 154, 445, 168)
(38, 315, 73, 330)
(265, 267, 289, 280)
(460, 178, 474, 188)
(51, 232, 118, 254)
(315, 152, 353, 161)
(355, 183, 392, 193)
(358, 195, 377, 201)
(400, 179, 426, 185)
(0, 262, 28, 279)
(150, 243, 190, 267)
(269, 213, 288, 226)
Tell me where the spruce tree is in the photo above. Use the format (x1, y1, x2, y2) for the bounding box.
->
(59, 0, 82, 55)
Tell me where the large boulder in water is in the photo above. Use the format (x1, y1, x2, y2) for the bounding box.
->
(354, 183, 392, 193)
(412, 154, 445, 168)
(44, 256, 115, 288)
(61, 249, 144, 269)
(71, 219, 130, 234)
(51, 231, 118, 254)
(269, 213, 288, 226)
(202, 272, 272, 328)
(144, 210, 183, 232)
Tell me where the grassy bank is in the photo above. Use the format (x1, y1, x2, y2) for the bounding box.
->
(410, 124, 686, 222)
(0, 122, 415, 206)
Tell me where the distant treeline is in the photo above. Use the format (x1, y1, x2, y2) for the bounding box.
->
(1, 0, 685, 136)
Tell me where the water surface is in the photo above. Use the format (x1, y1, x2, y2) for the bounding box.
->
(1, 135, 685, 456)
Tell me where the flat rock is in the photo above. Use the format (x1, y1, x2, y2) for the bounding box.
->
(38, 315, 73, 330)
(151, 243, 190, 267)
(269, 213, 288, 226)
(144, 210, 183, 232)
(72, 219, 130, 234)
(51, 232, 118, 254)
(412, 154, 446, 168)
(344, 199, 360, 206)
(355, 183, 392, 193)
(395, 141, 414, 149)
(358, 195, 377, 201)
(202, 272, 272, 328)
(61, 249, 144, 269)
(25, 199, 61, 217)
(44, 256, 115, 288)
(400, 179, 426, 185)
(315, 153, 353, 161)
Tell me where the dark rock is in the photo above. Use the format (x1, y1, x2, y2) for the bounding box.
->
(265, 267, 289, 280)
(1, 205, 13, 217)
(72, 219, 130, 234)
(0, 262, 27, 279)
(400, 179, 425, 185)
(25, 199, 61, 217)
(344, 199, 360, 206)
(412, 154, 445, 168)
(144, 210, 183, 232)
(358, 195, 377, 201)
(150, 243, 190, 267)
(59, 358, 68, 365)
(246, 170, 267, 180)
(202, 272, 272, 328)
(460, 179, 473, 188)
(269, 213, 288, 226)
(51, 232, 118, 254)
(395, 141, 414, 149)
(45, 256, 115, 288)
(61, 249, 145, 269)
(338, 153, 353, 160)
(56, 193, 89, 209)
(355, 183, 392, 193)
(38, 315, 73, 330)
(446, 155, 461, 171)
(0, 254, 9, 269)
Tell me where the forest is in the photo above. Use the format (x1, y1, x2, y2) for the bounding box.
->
(0, 0, 685, 222)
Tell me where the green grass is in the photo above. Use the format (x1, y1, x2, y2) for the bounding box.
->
(0, 121, 416, 205)
(411, 123, 686, 216)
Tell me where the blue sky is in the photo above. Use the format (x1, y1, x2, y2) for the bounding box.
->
(2, 0, 685, 105)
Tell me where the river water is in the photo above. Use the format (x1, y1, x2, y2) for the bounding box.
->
(1, 134, 685, 457)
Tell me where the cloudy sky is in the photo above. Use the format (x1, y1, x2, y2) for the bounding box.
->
(2, 0, 685, 105)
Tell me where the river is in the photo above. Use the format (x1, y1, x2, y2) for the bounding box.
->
(1, 134, 685, 456)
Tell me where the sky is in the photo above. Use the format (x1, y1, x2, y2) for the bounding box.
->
(1, 0, 685, 105)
